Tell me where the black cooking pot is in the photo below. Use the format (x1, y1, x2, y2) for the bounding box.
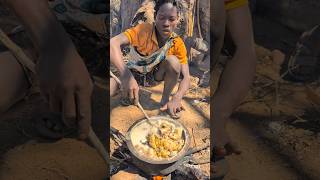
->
(126, 116, 191, 176)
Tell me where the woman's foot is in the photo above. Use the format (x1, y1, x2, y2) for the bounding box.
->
(159, 99, 182, 119)
(213, 115, 242, 156)
(211, 156, 229, 179)
(159, 108, 181, 119)
(213, 141, 242, 158)
(211, 142, 240, 179)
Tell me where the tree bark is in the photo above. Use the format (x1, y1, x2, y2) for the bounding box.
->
(120, 0, 144, 32)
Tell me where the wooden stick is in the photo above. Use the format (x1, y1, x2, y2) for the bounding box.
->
(196, 0, 202, 39)
(137, 102, 151, 120)
(191, 128, 197, 147)
(0, 28, 36, 73)
(190, 158, 210, 165)
(185, 143, 209, 156)
(88, 127, 109, 165)
(110, 71, 121, 85)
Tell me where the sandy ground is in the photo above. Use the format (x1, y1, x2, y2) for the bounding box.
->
(224, 120, 301, 180)
(0, 87, 108, 179)
(0, 138, 106, 180)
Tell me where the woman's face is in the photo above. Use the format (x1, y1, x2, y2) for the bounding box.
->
(155, 3, 179, 39)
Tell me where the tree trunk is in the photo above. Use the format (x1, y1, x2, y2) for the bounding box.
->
(120, 0, 144, 32)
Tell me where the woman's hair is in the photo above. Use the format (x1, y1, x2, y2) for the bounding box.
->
(154, 0, 178, 16)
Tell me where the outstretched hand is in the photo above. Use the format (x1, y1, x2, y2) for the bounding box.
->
(37, 50, 93, 140)
(119, 69, 139, 105)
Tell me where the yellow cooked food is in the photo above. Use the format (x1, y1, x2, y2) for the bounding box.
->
(147, 122, 184, 158)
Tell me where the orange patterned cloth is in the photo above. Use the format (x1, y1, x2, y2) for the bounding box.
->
(124, 23, 188, 64)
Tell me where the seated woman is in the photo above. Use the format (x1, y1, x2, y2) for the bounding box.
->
(110, 0, 190, 119)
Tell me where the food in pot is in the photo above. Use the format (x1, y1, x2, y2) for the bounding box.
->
(131, 119, 185, 160)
